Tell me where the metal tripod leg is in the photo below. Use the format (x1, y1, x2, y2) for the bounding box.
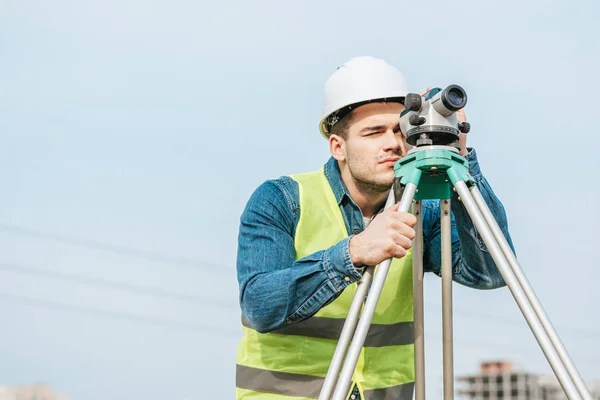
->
(453, 181, 590, 400)
(467, 186, 592, 400)
(412, 200, 425, 400)
(318, 184, 409, 400)
(413, 198, 455, 400)
(441, 199, 454, 400)
(328, 183, 418, 400)
(317, 266, 374, 400)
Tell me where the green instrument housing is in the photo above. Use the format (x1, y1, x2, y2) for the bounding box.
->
(393, 149, 475, 200)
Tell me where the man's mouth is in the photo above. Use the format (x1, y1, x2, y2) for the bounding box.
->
(379, 156, 401, 166)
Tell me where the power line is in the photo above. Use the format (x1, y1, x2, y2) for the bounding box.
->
(1, 221, 597, 342)
(2, 291, 596, 365)
(0, 222, 233, 273)
(1, 260, 598, 340)
(0, 262, 237, 309)
(0, 292, 241, 337)
(1, 226, 595, 365)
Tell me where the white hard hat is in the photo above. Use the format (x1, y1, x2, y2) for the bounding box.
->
(319, 56, 409, 139)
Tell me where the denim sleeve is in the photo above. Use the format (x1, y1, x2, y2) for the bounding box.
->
(236, 178, 364, 333)
(423, 148, 516, 289)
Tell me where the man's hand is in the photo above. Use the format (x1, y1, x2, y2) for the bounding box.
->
(420, 87, 469, 156)
(349, 203, 417, 267)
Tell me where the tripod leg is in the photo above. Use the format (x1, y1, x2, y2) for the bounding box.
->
(319, 189, 399, 400)
(468, 186, 593, 400)
(331, 183, 419, 400)
(441, 199, 454, 400)
(318, 266, 374, 400)
(452, 181, 583, 400)
(413, 200, 426, 400)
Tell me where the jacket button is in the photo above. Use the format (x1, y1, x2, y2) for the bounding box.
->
(353, 230, 359, 235)
(344, 276, 350, 282)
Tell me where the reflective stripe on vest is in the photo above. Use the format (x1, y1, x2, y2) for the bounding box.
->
(241, 316, 414, 347)
(236, 365, 415, 400)
(236, 168, 415, 399)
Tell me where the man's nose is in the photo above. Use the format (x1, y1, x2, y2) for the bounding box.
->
(383, 129, 403, 155)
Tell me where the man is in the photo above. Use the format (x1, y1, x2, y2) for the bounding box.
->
(235, 56, 514, 400)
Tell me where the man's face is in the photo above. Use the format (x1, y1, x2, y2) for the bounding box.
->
(340, 102, 411, 192)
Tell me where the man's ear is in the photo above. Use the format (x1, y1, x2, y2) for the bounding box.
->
(329, 134, 346, 162)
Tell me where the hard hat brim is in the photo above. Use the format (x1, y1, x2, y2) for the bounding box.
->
(319, 96, 405, 139)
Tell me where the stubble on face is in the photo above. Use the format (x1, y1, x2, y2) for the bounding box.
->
(345, 143, 398, 195)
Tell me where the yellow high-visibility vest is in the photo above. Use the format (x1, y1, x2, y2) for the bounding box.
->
(236, 168, 415, 400)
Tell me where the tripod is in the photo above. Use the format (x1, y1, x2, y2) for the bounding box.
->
(317, 145, 592, 400)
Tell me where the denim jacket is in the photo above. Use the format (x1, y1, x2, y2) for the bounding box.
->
(236, 148, 515, 333)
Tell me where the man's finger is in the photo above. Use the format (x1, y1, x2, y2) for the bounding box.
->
(418, 87, 433, 96)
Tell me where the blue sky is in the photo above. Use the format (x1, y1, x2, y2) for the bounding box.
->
(1, 0, 599, 398)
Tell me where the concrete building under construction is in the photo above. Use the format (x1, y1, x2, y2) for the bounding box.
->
(0, 383, 69, 400)
(456, 360, 600, 400)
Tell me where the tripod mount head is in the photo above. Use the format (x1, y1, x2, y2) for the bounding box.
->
(399, 85, 471, 150)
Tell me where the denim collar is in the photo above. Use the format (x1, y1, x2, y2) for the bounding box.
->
(323, 156, 352, 206)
